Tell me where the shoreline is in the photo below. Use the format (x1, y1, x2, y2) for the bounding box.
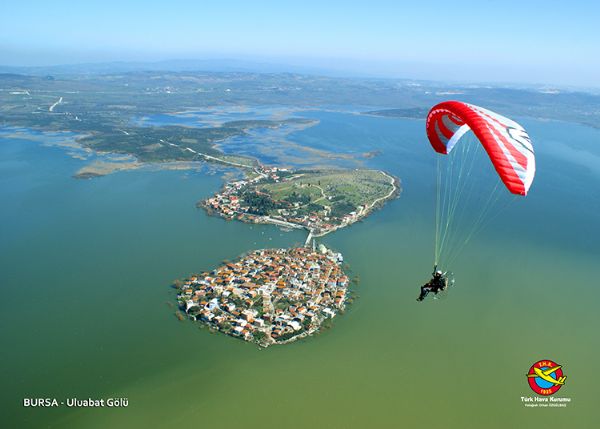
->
(201, 167, 400, 244)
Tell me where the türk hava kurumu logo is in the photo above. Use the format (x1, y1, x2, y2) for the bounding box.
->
(526, 359, 567, 396)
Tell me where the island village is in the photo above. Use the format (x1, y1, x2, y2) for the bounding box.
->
(176, 246, 348, 347)
(177, 163, 397, 346)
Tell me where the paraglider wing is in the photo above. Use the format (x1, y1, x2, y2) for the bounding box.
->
(426, 101, 535, 195)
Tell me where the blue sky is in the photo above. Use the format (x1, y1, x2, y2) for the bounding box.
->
(1, 0, 598, 86)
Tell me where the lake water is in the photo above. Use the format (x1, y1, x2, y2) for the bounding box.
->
(1, 110, 598, 428)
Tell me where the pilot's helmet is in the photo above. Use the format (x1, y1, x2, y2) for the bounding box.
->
(435, 270, 443, 277)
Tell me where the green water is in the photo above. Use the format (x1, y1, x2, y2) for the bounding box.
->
(1, 112, 599, 428)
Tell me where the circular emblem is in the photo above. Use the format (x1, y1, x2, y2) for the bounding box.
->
(526, 359, 566, 396)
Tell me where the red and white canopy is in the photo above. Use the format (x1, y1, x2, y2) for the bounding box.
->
(426, 101, 535, 195)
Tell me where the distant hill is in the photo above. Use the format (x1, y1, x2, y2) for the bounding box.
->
(0, 58, 360, 78)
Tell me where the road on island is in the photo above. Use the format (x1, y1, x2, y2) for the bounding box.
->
(162, 141, 261, 175)
(359, 171, 397, 216)
(49, 97, 63, 112)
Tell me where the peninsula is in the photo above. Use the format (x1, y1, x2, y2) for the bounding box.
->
(201, 165, 399, 242)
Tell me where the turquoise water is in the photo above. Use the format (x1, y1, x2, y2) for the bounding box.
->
(1, 111, 599, 428)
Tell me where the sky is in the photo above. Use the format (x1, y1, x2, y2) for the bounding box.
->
(1, 0, 599, 87)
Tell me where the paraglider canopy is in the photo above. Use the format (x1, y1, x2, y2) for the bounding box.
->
(426, 101, 535, 196)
